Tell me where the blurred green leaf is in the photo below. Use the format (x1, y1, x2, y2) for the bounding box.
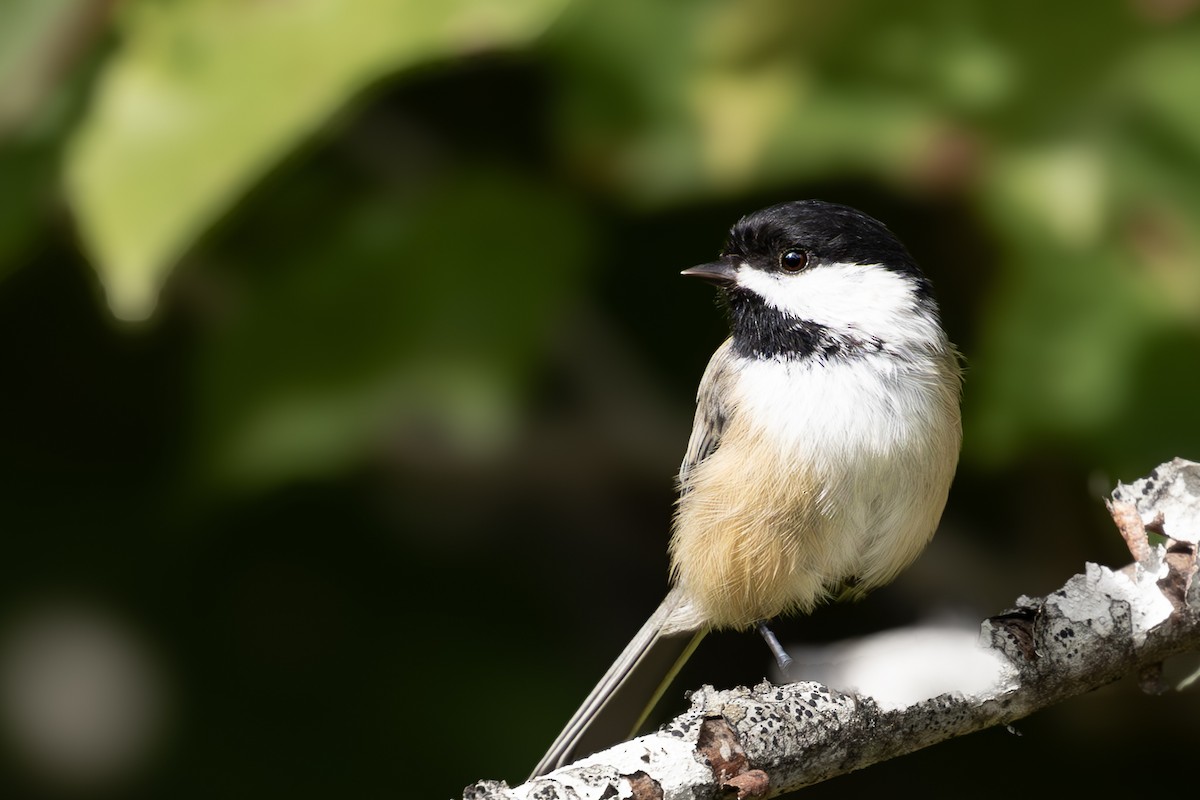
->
(64, 0, 568, 320)
(196, 168, 590, 490)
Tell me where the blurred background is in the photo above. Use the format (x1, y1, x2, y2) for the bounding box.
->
(2, 1, 1199, 797)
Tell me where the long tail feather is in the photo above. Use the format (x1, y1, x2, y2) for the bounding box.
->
(530, 588, 705, 777)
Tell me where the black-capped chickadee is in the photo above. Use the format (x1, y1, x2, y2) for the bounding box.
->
(532, 200, 962, 776)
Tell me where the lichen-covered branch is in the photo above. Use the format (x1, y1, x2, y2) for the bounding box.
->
(464, 458, 1200, 800)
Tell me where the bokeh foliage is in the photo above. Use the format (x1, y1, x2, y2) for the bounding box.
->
(58, 0, 1200, 484)
(3, 0, 1200, 798)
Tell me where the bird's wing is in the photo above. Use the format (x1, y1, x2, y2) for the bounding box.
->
(678, 339, 736, 489)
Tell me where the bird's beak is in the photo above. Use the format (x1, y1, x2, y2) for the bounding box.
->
(681, 256, 738, 287)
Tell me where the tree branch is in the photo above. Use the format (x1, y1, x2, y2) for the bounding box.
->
(464, 458, 1200, 800)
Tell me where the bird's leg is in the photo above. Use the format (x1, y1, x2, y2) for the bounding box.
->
(755, 620, 793, 674)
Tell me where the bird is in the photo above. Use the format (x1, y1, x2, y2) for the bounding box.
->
(531, 199, 962, 777)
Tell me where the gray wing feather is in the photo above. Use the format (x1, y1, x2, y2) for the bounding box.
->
(678, 339, 737, 489)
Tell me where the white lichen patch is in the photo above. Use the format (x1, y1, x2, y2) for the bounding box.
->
(1047, 560, 1173, 647)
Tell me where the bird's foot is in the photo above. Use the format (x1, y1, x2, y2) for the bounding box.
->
(755, 620, 793, 676)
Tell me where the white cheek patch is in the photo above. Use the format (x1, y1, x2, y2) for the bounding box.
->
(735, 262, 929, 343)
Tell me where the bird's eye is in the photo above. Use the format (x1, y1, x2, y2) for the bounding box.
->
(780, 250, 808, 272)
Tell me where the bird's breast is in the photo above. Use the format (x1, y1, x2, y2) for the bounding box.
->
(670, 352, 960, 630)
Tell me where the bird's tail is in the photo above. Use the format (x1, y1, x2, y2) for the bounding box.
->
(529, 587, 706, 777)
